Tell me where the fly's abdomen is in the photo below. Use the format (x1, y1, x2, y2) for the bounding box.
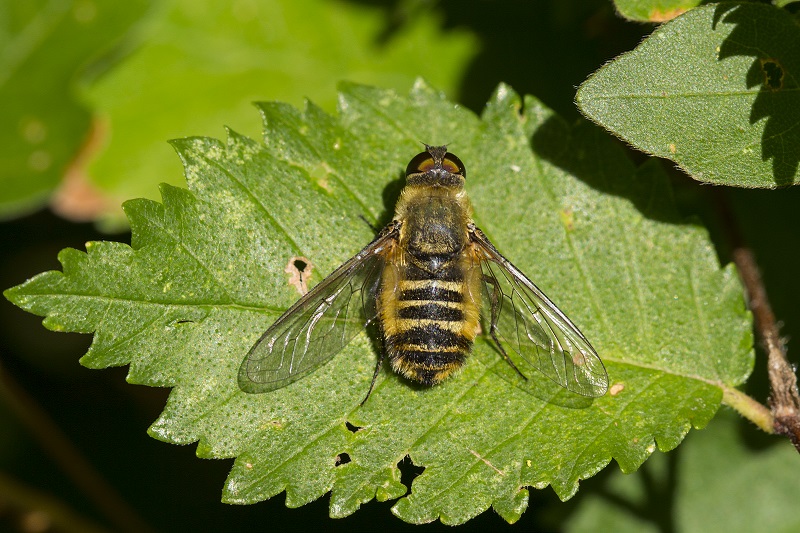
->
(380, 258, 481, 385)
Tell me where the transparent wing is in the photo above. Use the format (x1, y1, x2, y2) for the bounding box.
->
(238, 232, 394, 393)
(472, 228, 608, 397)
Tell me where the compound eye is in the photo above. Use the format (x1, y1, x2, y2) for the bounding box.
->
(405, 151, 436, 177)
(443, 152, 466, 178)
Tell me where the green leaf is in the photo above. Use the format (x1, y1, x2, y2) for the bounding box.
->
(612, 0, 702, 22)
(564, 410, 800, 532)
(577, 3, 800, 188)
(0, 0, 150, 218)
(81, 0, 477, 228)
(4, 81, 752, 524)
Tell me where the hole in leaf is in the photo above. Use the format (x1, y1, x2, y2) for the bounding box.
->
(285, 256, 314, 295)
(335, 453, 351, 466)
(398, 455, 424, 488)
(760, 58, 784, 91)
(345, 421, 362, 433)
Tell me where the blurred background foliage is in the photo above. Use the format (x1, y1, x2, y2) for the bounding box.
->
(1, 0, 799, 531)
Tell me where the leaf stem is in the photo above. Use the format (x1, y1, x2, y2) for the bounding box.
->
(720, 385, 773, 434)
(714, 190, 800, 451)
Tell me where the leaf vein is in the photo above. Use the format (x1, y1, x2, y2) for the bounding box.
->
(202, 152, 305, 255)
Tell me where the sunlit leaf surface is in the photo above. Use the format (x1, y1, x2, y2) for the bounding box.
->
(578, 3, 800, 188)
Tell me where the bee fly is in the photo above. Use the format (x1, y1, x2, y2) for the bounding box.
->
(239, 145, 608, 401)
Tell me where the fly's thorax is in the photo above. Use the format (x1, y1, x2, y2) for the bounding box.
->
(394, 185, 473, 268)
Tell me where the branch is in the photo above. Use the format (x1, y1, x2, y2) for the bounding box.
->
(732, 245, 800, 449)
(715, 190, 800, 451)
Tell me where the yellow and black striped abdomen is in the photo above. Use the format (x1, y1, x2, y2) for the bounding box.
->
(380, 256, 482, 385)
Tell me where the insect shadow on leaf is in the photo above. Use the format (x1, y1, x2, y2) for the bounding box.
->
(378, 170, 406, 228)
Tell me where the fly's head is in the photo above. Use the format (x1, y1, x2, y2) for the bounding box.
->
(404, 145, 466, 188)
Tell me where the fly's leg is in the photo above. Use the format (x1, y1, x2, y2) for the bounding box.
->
(361, 279, 389, 406)
(484, 273, 528, 381)
(360, 350, 384, 405)
(358, 214, 380, 234)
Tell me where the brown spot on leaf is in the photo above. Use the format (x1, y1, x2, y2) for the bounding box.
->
(285, 256, 314, 295)
(560, 207, 575, 232)
(262, 419, 283, 430)
(609, 382, 625, 396)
